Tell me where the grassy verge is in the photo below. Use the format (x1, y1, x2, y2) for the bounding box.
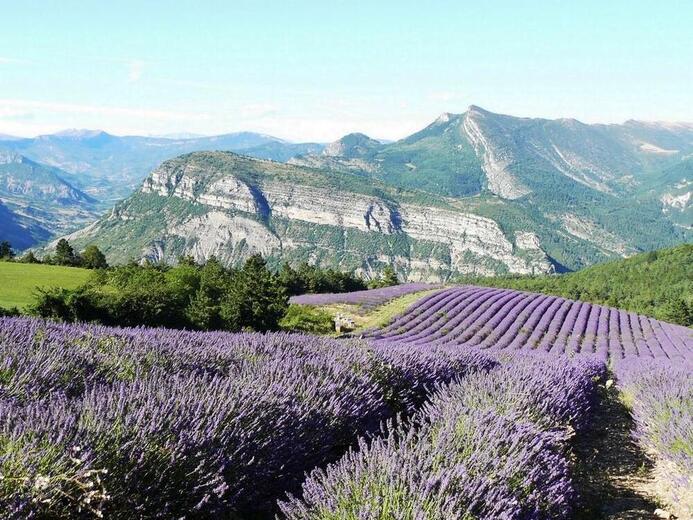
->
(305, 289, 441, 333)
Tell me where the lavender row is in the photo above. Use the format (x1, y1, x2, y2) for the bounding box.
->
(289, 282, 440, 310)
(0, 316, 494, 518)
(281, 354, 606, 519)
(614, 357, 692, 513)
(368, 286, 693, 361)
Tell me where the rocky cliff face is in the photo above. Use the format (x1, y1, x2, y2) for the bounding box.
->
(63, 152, 557, 281)
(52, 105, 691, 276)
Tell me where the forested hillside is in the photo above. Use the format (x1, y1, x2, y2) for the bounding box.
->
(458, 244, 693, 325)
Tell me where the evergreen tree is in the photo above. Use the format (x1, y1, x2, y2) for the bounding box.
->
(220, 254, 288, 331)
(186, 288, 219, 330)
(81, 245, 108, 269)
(368, 265, 400, 289)
(54, 239, 78, 266)
(18, 251, 40, 264)
(381, 265, 399, 286)
(0, 241, 14, 260)
(278, 262, 305, 295)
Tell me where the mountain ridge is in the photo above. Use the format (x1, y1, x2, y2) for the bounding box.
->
(0, 152, 99, 242)
(7, 106, 691, 274)
(54, 147, 685, 281)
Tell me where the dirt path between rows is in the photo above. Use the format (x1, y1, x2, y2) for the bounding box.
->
(573, 385, 667, 520)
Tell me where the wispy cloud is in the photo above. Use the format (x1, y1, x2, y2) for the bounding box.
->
(0, 57, 27, 65)
(127, 60, 145, 82)
(0, 99, 211, 123)
(239, 103, 278, 119)
(428, 91, 465, 102)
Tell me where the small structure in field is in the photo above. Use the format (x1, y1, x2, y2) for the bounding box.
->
(334, 313, 356, 333)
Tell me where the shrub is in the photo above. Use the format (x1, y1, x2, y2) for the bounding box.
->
(280, 305, 335, 334)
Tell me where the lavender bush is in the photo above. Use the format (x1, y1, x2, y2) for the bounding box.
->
(368, 286, 693, 361)
(614, 357, 692, 511)
(0, 316, 493, 518)
(281, 354, 606, 519)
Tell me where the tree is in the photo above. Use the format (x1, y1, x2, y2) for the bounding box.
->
(186, 288, 219, 330)
(381, 265, 399, 286)
(661, 298, 692, 327)
(277, 262, 305, 296)
(220, 254, 288, 332)
(18, 251, 40, 264)
(81, 245, 108, 269)
(368, 265, 399, 289)
(54, 239, 78, 266)
(0, 241, 14, 260)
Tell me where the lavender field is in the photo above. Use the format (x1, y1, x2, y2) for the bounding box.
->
(289, 282, 439, 311)
(0, 284, 691, 518)
(367, 286, 693, 360)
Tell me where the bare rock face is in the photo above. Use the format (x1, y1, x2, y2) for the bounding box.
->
(62, 148, 676, 281)
(77, 152, 555, 281)
(462, 107, 531, 200)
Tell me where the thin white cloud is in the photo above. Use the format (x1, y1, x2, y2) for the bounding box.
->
(0, 57, 26, 65)
(238, 103, 278, 119)
(428, 91, 464, 102)
(0, 99, 211, 123)
(127, 60, 145, 82)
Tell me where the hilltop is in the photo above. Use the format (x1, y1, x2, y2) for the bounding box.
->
(459, 244, 693, 325)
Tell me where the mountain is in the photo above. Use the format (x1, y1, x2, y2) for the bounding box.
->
(0, 199, 51, 250)
(0, 152, 99, 246)
(57, 151, 557, 280)
(55, 149, 684, 282)
(0, 130, 325, 203)
(21, 106, 693, 276)
(291, 106, 693, 202)
(289, 106, 691, 248)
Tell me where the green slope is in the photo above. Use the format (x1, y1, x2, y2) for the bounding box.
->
(457, 244, 693, 325)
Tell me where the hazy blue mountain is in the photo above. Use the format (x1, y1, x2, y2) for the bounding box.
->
(0, 199, 51, 250)
(0, 152, 100, 246)
(0, 130, 325, 203)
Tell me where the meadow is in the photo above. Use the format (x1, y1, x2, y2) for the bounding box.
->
(0, 262, 91, 310)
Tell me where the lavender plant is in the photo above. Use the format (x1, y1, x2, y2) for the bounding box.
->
(289, 282, 439, 310)
(281, 354, 605, 519)
(0, 316, 493, 518)
(368, 286, 693, 361)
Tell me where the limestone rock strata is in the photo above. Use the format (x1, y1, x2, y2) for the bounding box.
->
(130, 162, 553, 280)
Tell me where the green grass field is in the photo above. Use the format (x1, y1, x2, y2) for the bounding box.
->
(0, 262, 92, 310)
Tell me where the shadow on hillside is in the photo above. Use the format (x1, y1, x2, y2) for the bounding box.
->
(573, 386, 660, 520)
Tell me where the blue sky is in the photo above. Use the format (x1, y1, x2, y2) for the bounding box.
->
(1, 0, 691, 140)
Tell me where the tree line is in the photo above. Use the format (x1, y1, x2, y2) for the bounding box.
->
(454, 244, 693, 327)
(0, 238, 400, 332)
(0, 239, 108, 269)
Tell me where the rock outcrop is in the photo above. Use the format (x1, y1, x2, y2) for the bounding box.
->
(64, 152, 555, 281)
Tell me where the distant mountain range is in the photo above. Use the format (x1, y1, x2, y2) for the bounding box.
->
(0, 151, 99, 247)
(7, 106, 693, 279)
(0, 130, 324, 204)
